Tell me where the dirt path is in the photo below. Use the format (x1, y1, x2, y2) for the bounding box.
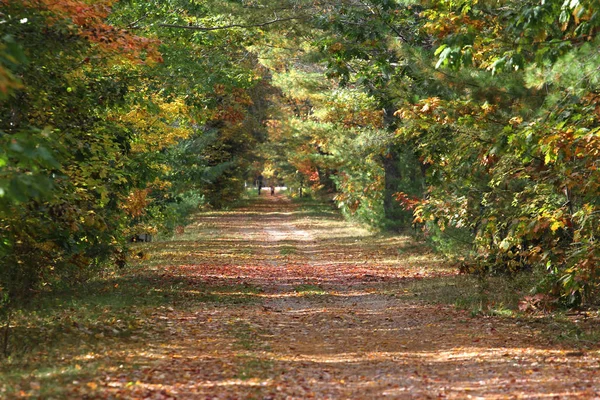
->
(98, 195, 600, 399)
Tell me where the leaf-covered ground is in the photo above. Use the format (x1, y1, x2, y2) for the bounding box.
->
(2, 194, 600, 399)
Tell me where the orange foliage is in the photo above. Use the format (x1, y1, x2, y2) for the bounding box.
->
(13, 0, 162, 63)
(209, 87, 253, 124)
(393, 191, 421, 211)
(325, 102, 384, 128)
(214, 105, 246, 123)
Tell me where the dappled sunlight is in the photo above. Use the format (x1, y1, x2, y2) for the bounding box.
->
(4, 196, 598, 399)
(194, 378, 273, 387)
(267, 346, 598, 364)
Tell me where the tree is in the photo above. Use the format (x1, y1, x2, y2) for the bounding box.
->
(1, 0, 598, 309)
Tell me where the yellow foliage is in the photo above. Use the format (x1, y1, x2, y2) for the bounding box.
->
(262, 163, 275, 178)
(148, 178, 172, 191)
(0, 65, 23, 97)
(113, 96, 194, 153)
(123, 189, 150, 217)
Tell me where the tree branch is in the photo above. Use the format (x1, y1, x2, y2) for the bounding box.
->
(158, 16, 304, 32)
(127, 12, 150, 29)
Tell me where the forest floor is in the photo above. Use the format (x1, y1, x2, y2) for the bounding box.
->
(2, 194, 600, 399)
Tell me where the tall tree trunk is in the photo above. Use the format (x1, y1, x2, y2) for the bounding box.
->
(383, 148, 401, 220)
(2, 308, 11, 357)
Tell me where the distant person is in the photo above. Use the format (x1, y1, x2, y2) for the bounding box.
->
(270, 186, 275, 196)
(257, 175, 264, 196)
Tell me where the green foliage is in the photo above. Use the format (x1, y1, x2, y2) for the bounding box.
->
(1, 3, 127, 301)
(1, 0, 599, 310)
(0, 0, 270, 308)
(254, 0, 600, 305)
(403, 0, 600, 304)
(329, 128, 387, 226)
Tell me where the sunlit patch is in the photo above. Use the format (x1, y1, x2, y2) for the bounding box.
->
(196, 378, 273, 387)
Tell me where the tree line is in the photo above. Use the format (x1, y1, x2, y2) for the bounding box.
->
(1, 0, 598, 309)
(0, 0, 272, 305)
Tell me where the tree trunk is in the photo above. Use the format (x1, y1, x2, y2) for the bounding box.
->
(383, 148, 401, 220)
(2, 309, 11, 357)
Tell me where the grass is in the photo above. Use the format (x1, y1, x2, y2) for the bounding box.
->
(0, 263, 262, 370)
(3, 194, 599, 397)
(237, 247, 255, 255)
(402, 272, 540, 315)
(294, 284, 327, 296)
(292, 195, 600, 346)
(235, 355, 274, 380)
(279, 245, 297, 255)
(0, 265, 264, 398)
(550, 315, 600, 344)
(228, 319, 274, 380)
(292, 197, 340, 218)
(228, 319, 269, 351)
(398, 271, 600, 345)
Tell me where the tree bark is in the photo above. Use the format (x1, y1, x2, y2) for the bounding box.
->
(383, 148, 401, 220)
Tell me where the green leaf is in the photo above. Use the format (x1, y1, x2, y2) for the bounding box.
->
(499, 238, 511, 251)
(434, 44, 448, 57)
(435, 47, 452, 69)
